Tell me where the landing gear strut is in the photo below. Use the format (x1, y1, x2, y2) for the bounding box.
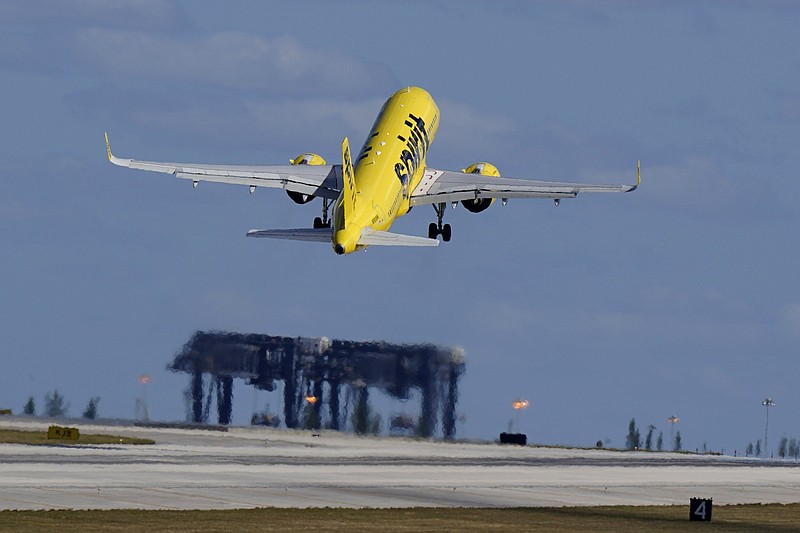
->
(313, 198, 331, 229)
(428, 202, 451, 242)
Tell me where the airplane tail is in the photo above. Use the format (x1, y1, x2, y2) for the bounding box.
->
(341, 137, 356, 222)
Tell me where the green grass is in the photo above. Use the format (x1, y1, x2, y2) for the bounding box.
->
(1, 505, 799, 532)
(0, 428, 155, 446)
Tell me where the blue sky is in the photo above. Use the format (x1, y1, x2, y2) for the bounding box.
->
(1, 1, 799, 454)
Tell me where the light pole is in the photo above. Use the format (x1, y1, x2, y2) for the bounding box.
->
(667, 415, 679, 448)
(762, 398, 775, 457)
(509, 399, 529, 432)
(137, 374, 151, 422)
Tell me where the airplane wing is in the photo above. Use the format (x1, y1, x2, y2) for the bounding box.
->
(105, 133, 341, 200)
(410, 163, 639, 206)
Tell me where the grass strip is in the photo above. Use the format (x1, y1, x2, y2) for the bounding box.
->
(1, 504, 799, 532)
(0, 428, 154, 446)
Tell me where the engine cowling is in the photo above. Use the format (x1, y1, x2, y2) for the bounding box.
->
(460, 162, 499, 213)
(286, 152, 326, 204)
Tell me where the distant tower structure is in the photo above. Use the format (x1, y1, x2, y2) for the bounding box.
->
(762, 398, 775, 457)
(135, 374, 151, 422)
(169, 331, 466, 439)
(667, 415, 679, 447)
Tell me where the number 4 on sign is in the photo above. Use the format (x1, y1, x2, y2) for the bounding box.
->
(694, 501, 707, 519)
(689, 498, 712, 522)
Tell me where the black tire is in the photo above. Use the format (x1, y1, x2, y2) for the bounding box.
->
(313, 217, 323, 229)
(442, 224, 452, 242)
(428, 223, 438, 239)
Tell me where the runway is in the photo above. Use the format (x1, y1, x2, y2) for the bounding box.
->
(1, 418, 799, 510)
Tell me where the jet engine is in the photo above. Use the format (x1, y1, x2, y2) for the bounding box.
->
(286, 152, 326, 204)
(460, 162, 499, 213)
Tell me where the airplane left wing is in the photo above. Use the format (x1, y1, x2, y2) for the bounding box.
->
(105, 133, 341, 199)
(410, 163, 639, 206)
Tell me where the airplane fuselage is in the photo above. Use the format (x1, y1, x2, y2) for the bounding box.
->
(332, 87, 440, 254)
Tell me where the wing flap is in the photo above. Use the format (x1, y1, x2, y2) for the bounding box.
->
(173, 171, 330, 197)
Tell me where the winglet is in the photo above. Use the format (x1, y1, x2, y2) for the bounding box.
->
(628, 160, 641, 191)
(637, 160, 641, 187)
(104, 132, 131, 167)
(104, 132, 113, 161)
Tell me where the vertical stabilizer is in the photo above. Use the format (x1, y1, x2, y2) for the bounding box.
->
(341, 137, 356, 222)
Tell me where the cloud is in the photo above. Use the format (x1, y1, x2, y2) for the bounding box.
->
(0, 10, 397, 99)
(73, 29, 395, 97)
(0, 0, 188, 31)
(434, 99, 518, 165)
(587, 155, 775, 219)
(70, 82, 386, 156)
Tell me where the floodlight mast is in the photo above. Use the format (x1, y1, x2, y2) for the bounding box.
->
(667, 415, 679, 448)
(508, 399, 529, 432)
(762, 398, 775, 457)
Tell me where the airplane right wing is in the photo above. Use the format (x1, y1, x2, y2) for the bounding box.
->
(105, 133, 341, 199)
(410, 163, 640, 206)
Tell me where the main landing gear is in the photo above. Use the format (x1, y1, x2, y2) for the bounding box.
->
(313, 198, 331, 229)
(428, 202, 451, 242)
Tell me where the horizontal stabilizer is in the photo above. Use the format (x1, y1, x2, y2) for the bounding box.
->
(246, 228, 331, 242)
(358, 228, 439, 247)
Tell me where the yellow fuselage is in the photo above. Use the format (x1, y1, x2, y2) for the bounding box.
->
(333, 87, 440, 254)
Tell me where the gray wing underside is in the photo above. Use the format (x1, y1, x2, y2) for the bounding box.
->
(106, 136, 341, 200)
(410, 168, 638, 206)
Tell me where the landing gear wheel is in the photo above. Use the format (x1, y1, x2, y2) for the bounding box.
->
(313, 198, 331, 228)
(429, 202, 451, 242)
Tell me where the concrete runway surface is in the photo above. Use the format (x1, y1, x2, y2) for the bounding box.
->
(1, 418, 799, 510)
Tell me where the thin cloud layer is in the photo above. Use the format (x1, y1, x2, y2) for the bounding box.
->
(0, 15, 396, 98)
(75, 29, 395, 97)
(0, 0, 188, 30)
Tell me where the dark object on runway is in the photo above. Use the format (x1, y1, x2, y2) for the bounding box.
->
(689, 497, 712, 522)
(170, 330, 465, 439)
(499, 432, 527, 445)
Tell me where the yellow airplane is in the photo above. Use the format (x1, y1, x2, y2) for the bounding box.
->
(105, 87, 639, 255)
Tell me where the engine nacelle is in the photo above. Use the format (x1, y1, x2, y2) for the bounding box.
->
(286, 152, 326, 204)
(460, 162, 499, 213)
